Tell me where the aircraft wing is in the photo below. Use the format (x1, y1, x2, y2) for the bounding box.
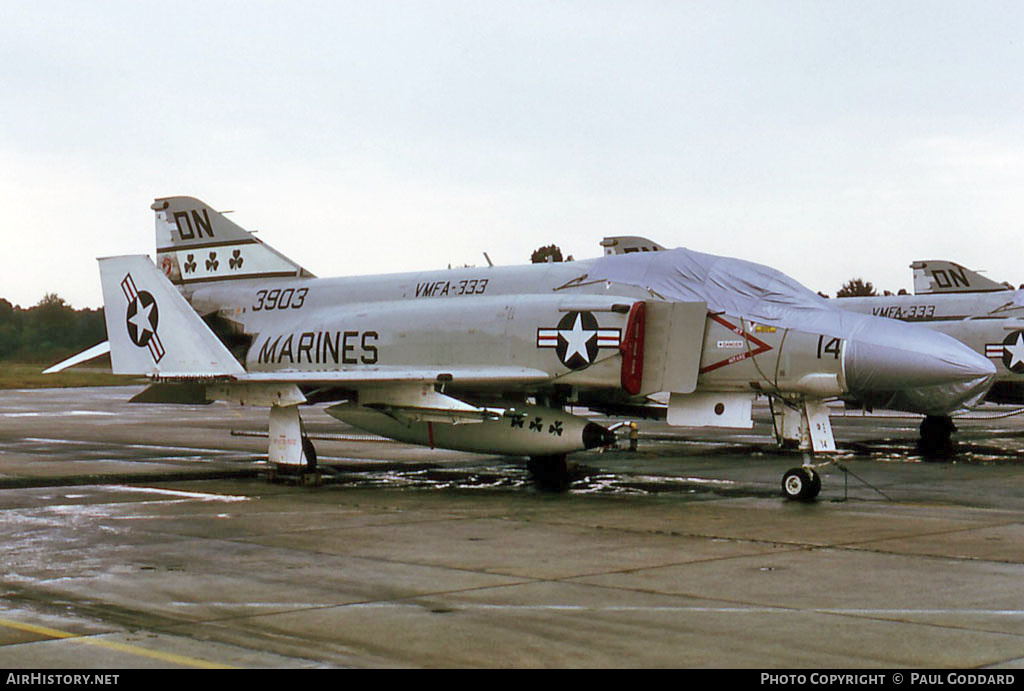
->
(181, 367, 551, 387)
(176, 367, 555, 419)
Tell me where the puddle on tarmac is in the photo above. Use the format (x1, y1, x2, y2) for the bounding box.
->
(309, 429, 1024, 496)
(310, 461, 739, 496)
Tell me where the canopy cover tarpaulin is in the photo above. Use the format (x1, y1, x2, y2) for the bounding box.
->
(579, 247, 995, 413)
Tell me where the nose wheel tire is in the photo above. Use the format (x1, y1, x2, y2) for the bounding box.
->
(782, 467, 821, 502)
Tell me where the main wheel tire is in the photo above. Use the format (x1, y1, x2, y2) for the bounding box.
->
(782, 467, 820, 502)
(527, 454, 570, 491)
(918, 415, 957, 458)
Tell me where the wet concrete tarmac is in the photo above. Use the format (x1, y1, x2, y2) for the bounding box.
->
(0, 386, 1023, 668)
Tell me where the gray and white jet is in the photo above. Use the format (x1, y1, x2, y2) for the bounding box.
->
(87, 199, 995, 500)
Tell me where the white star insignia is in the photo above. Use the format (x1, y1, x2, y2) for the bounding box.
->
(559, 313, 596, 364)
(1005, 332, 1024, 370)
(128, 297, 155, 339)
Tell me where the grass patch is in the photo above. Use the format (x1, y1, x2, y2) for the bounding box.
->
(0, 362, 143, 389)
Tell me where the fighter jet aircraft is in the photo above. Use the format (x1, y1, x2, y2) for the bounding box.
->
(833, 260, 1024, 451)
(89, 199, 995, 501)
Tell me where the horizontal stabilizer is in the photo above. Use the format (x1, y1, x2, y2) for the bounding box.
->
(42, 341, 110, 374)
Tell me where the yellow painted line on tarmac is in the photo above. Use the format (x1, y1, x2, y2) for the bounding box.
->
(0, 616, 234, 669)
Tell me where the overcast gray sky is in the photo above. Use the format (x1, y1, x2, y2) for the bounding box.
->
(2, 0, 1023, 308)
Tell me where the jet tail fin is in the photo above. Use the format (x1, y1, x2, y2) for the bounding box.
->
(911, 260, 1010, 295)
(98, 254, 245, 377)
(153, 196, 314, 288)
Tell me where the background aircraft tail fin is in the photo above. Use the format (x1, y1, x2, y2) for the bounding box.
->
(98, 254, 246, 377)
(911, 260, 1010, 294)
(600, 236, 667, 255)
(153, 196, 315, 288)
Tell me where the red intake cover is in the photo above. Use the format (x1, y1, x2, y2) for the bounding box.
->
(620, 302, 645, 395)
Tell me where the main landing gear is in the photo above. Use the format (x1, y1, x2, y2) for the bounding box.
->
(267, 405, 321, 484)
(302, 436, 318, 472)
(527, 454, 570, 491)
(918, 415, 957, 457)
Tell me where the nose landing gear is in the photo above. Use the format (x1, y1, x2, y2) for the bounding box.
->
(781, 464, 822, 502)
(772, 397, 834, 502)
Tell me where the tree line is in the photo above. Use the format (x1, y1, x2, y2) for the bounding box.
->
(0, 294, 106, 363)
